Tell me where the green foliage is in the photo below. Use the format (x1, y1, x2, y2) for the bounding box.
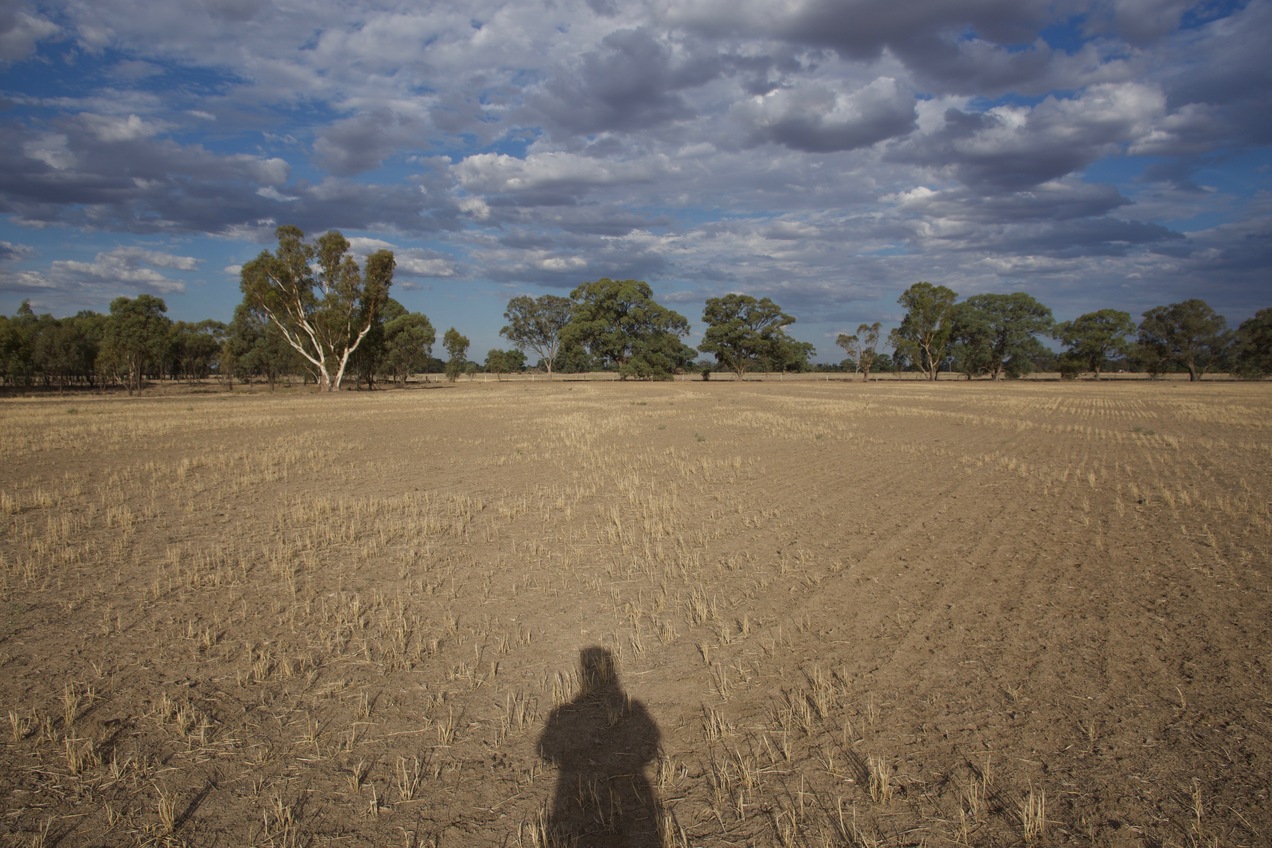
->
(100, 294, 172, 394)
(698, 294, 798, 378)
(1057, 309, 1135, 379)
(240, 225, 394, 391)
(382, 311, 436, 384)
(168, 320, 226, 382)
(552, 340, 599, 374)
(0, 304, 105, 389)
(1234, 307, 1272, 378)
(888, 282, 957, 380)
(484, 348, 526, 379)
(561, 279, 690, 380)
(765, 337, 815, 373)
(1135, 299, 1229, 381)
(501, 295, 573, 377)
(948, 293, 1053, 380)
(443, 327, 470, 382)
(222, 302, 303, 388)
(836, 322, 881, 381)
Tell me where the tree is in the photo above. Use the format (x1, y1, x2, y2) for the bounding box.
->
(1136, 299, 1229, 381)
(347, 297, 407, 390)
(948, 293, 1053, 380)
(484, 348, 526, 380)
(382, 311, 436, 385)
(836, 322, 881, 382)
(168, 320, 226, 383)
(1234, 307, 1272, 378)
(888, 282, 957, 380)
(501, 295, 574, 378)
(443, 327, 469, 382)
(698, 294, 799, 379)
(222, 302, 302, 389)
(240, 225, 394, 392)
(1057, 309, 1135, 380)
(99, 294, 172, 394)
(561, 279, 690, 380)
(765, 337, 815, 373)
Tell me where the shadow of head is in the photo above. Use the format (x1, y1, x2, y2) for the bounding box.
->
(579, 645, 619, 698)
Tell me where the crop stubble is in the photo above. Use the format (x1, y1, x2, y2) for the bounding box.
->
(1, 380, 1269, 846)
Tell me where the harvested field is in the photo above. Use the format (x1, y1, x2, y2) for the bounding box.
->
(1, 380, 1270, 847)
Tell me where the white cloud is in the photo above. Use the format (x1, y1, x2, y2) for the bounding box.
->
(80, 113, 170, 143)
(453, 151, 673, 196)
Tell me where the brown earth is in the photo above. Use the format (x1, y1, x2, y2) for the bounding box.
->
(1, 379, 1269, 847)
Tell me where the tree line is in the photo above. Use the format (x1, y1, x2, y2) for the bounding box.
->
(855, 282, 1269, 382)
(2, 226, 1270, 391)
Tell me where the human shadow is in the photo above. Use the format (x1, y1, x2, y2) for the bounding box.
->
(537, 647, 664, 847)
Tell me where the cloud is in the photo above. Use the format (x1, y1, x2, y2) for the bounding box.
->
(529, 27, 713, 135)
(736, 76, 917, 152)
(0, 0, 1267, 332)
(0, 240, 34, 262)
(0, 5, 59, 63)
(0, 247, 196, 303)
(79, 113, 171, 143)
(452, 150, 672, 205)
(892, 82, 1166, 191)
(313, 107, 424, 176)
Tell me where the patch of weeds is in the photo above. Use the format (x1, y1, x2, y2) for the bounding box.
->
(694, 431, 707, 442)
(66, 407, 78, 415)
(1131, 426, 1156, 436)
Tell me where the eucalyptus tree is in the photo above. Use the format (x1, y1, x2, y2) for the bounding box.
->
(888, 282, 957, 380)
(948, 293, 1053, 380)
(1136, 299, 1229, 381)
(100, 294, 172, 394)
(222, 302, 302, 389)
(443, 327, 470, 382)
(484, 348, 526, 380)
(836, 322, 882, 381)
(561, 278, 690, 380)
(699, 294, 798, 379)
(239, 225, 394, 392)
(382, 312, 436, 385)
(501, 295, 573, 378)
(1057, 309, 1135, 379)
(1234, 307, 1272, 378)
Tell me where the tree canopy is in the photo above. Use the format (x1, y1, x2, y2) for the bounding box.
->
(1234, 307, 1272, 378)
(699, 294, 799, 379)
(501, 295, 573, 378)
(100, 294, 172, 394)
(239, 225, 394, 392)
(443, 327, 470, 382)
(888, 282, 957, 380)
(561, 279, 691, 380)
(948, 292, 1054, 380)
(382, 312, 436, 385)
(836, 322, 882, 382)
(1135, 299, 1229, 381)
(1057, 309, 1135, 379)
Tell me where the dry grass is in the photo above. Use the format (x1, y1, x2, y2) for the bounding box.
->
(1, 380, 1270, 846)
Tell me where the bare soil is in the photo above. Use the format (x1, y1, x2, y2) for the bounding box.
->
(1, 379, 1269, 847)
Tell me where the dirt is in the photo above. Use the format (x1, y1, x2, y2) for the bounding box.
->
(1, 378, 1269, 847)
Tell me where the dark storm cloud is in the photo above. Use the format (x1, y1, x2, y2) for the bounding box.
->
(529, 28, 717, 136)
(0, 4, 59, 63)
(313, 107, 424, 176)
(891, 83, 1163, 191)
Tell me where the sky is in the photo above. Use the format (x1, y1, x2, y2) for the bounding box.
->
(1, 0, 1269, 361)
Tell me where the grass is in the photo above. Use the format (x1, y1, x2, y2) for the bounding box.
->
(1, 380, 1270, 846)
